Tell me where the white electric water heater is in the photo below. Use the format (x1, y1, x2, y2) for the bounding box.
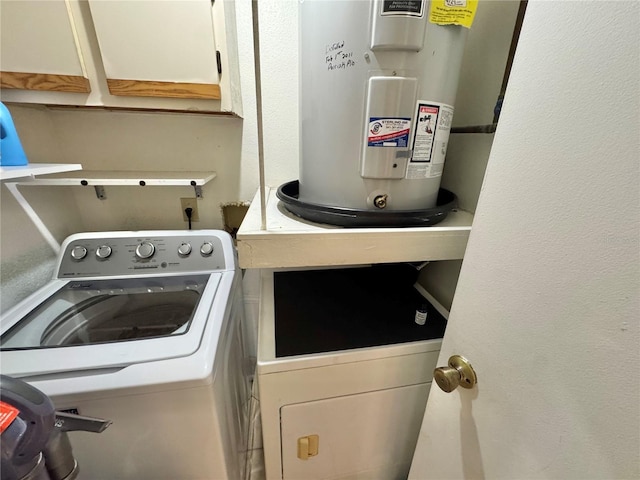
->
(278, 0, 469, 227)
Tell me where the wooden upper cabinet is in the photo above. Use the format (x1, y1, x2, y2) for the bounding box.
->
(87, 0, 221, 100)
(0, 0, 91, 93)
(0, 0, 241, 114)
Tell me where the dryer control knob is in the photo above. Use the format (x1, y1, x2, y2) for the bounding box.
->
(200, 242, 214, 256)
(135, 241, 155, 259)
(70, 245, 87, 261)
(178, 242, 192, 256)
(96, 245, 112, 259)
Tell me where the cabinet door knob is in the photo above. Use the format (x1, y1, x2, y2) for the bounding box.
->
(434, 355, 477, 393)
(297, 434, 319, 460)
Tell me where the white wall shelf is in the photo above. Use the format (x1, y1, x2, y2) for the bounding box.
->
(236, 188, 473, 269)
(0, 163, 82, 181)
(20, 170, 217, 199)
(25, 170, 216, 186)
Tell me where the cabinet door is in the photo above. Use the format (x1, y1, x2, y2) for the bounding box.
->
(88, 0, 221, 100)
(280, 383, 430, 480)
(0, 0, 90, 93)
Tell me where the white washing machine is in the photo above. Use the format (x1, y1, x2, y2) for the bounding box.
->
(0, 230, 251, 480)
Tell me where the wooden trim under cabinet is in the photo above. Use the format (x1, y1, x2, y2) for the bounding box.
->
(0, 71, 91, 93)
(106, 79, 221, 100)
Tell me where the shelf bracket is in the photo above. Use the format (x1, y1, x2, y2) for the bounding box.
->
(4, 182, 60, 253)
(94, 185, 107, 200)
(192, 182, 203, 198)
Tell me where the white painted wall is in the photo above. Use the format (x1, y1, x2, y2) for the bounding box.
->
(410, 1, 640, 478)
(0, 106, 84, 309)
(0, 187, 59, 310)
(235, 0, 260, 201)
(254, 0, 300, 186)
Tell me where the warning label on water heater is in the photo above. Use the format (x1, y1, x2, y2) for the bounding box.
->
(367, 118, 411, 147)
(407, 101, 454, 179)
(429, 0, 478, 28)
(381, 0, 425, 17)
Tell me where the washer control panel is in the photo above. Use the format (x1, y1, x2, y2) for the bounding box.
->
(58, 234, 226, 278)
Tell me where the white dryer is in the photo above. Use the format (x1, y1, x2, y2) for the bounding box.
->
(0, 230, 251, 480)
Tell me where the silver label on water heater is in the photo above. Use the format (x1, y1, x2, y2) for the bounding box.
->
(360, 76, 417, 179)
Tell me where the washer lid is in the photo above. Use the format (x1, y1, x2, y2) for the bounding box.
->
(0, 273, 222, 376)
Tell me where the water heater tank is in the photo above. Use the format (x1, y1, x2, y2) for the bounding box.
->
(279, 0, 469, 227)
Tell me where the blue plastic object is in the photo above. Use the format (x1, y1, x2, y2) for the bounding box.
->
(0, 102, 28, 166)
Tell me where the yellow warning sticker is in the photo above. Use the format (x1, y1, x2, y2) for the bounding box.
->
(429, 0, 479, 28)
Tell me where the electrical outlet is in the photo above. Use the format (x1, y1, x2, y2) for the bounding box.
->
(180, 198, 200, 222)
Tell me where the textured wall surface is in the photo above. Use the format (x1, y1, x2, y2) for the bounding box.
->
(410, 1, 640, 478)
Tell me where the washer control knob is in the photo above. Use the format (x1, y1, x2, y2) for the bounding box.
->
(200, 242, 214, 256)
(70, 245, 87, 261)
(178, 242, 192, 256)
(135, 241, 155, 259)
(96, 245, 112, 259)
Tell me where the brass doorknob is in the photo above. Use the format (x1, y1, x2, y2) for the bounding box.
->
(434, 355, 477, 393)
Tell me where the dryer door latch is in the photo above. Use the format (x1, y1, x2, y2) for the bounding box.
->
(297, 434, 319, 460)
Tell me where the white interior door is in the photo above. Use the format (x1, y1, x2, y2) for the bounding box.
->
(409, 2, 639, 479)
